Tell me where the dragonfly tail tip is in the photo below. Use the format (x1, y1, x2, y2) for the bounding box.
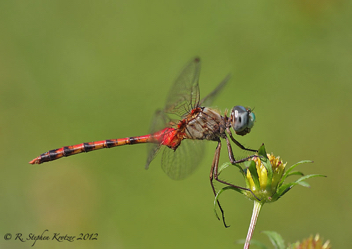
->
(29, 158, 39, 164)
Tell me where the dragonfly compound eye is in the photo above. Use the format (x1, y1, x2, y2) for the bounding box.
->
(231, 106, 255, 135)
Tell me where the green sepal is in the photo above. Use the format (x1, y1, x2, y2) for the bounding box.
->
(257, 144, 267, 157)
(242, 167, 251, 188)
(246, 160, 260, 190)
(262, 231, 285, 249)
(257, 144, 273, 191)
(263, 158, 273, 192)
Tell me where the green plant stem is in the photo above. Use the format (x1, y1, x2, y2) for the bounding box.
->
(244, 201, 263, 249)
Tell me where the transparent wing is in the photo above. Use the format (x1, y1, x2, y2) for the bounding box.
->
(199, 74, 231, 107)
(147, 59, 227, 177)
(149, 109, 170, 134)
(145, 143, 162, 170)
(161, 139, 205, 180)
(145, 109, 170, 169)
(163, 57, 201, 117)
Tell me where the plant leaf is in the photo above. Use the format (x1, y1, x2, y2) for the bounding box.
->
(295, 174, 326, 184)
(262, 231, 285, 249)
(286, 171, 304, 177)
(218, 162, 232, 174)
(213, 186, 246, 219)
(280, 160, 313, 186)
(297, 181, 310, 187)
(275, 174, 326, 198)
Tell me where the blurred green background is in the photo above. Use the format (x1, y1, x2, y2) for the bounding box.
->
(1, 1, 351, 248)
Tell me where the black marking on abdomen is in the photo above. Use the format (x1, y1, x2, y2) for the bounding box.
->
(83, 143, 95, 152)
(129, 137, 138, 144)
(39, 152, 51, 163)
(105, 140, 115, 148)
(49, 150, 58, 160)
(63, 146, 73, 156)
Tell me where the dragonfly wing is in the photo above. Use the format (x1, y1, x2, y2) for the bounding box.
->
(199, 74, 231, 107)
(163, 58, 201, 117)
(149, 109, 170, 134)
(145, 109, 169, 169)
(145, 143, 162, 170)
(161, 139, 205, 180)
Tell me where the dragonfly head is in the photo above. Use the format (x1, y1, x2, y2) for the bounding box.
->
(230, 106, 255, 136)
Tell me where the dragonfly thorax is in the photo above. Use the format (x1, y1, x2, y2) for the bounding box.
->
(230, 106, 255, 136)
(183, 107, 223, 141)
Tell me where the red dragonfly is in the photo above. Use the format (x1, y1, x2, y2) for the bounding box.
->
(29, 58, 257, 226)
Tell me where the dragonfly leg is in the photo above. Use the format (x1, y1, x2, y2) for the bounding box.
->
(216, 136, 260, 201)
(224, 135, 257, 165)
(211, 139, 260, 227)
(226, 128, 257, 153)
(213, 138, 256, 193)
(210, 140, 229, 228)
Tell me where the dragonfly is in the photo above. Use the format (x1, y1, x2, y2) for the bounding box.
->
(29, 58, 257, 226)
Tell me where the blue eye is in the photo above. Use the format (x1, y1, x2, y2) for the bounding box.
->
(248, 112, 255, 129)
(231, 106, 255, 135)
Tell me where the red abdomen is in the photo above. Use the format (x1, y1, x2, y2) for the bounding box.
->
(29, 135, 154, 164)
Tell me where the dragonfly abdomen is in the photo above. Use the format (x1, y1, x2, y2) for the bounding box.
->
(29, 135, 152, 164)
